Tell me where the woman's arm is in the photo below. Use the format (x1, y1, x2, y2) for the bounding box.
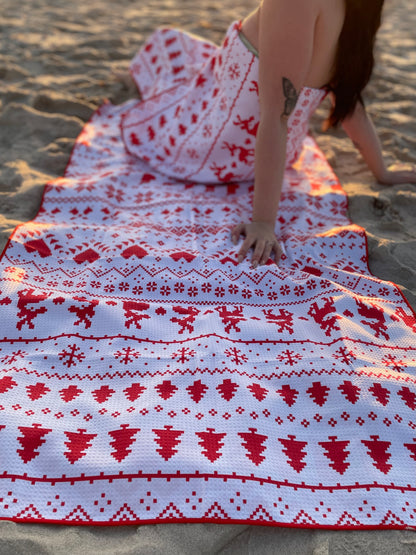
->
(232, 0, 319, 267)
(340, 98, 416, 185)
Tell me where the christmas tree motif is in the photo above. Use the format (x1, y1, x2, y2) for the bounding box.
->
(64, 428, 97, 464)
(278, 435, 308, 473)
(337, 380, 360, 404)
(404, 439, 416, 462)
(247, 383, 268, 402)
(318, 436, 351, 474)
(397, 386, 416, 410)
(277, 384, 299, 407)
(216, 378, 239, 401)
(0, 375, 17, 394)
(153, 426, 184, 461)
(59, 384, 83, 402)
(92, 384, 115, 404)
(196, 428, 227, 462)
(238, 428, 268, 466)
(186, 380, 208, 403)
(155, 380, 178, 400)
(306, 381, 330, 406)
(368, 383, 390, 406)
(17, 423, 52, 463)
(108, 424, 140, 462)
(26, 382, 51, 401)
(123, 382, 146, 401)
(361, 435, 392, 474)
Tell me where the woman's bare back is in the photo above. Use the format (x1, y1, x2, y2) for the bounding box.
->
(241, 0, 345, 89)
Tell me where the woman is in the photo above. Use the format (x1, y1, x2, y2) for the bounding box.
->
(120, 0, 416, 267)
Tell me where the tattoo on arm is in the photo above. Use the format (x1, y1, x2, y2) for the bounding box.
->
(282, 77, 298, 117)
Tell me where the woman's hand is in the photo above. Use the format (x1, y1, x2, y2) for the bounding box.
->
(231, 221, 282, 268)
(377, 164, 416, 185)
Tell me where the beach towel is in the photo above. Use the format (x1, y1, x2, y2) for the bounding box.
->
(0, 21, 415, 529)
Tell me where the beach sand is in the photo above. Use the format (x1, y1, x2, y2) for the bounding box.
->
(0, 0, 415, 552)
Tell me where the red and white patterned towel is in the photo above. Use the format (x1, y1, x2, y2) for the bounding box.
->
(0, 22, 415, 529)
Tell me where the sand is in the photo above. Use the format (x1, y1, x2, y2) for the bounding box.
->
(0, 0, 415, 552)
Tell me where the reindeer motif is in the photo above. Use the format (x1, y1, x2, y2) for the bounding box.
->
(216, 306, 246, 333)
(16, 289, 49, 330)
(262, 308, 294, 335)
(222, 141, 254, 165)
(68, 297, 99, 329)
(355, 299, 389, 340)
(233, 115, 259, 136)
(171, 306, 200, 334)
(307, 297, 341, 337)
(209, 163, 241, 183)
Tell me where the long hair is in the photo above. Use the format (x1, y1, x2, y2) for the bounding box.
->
(325, 0, 385, 128)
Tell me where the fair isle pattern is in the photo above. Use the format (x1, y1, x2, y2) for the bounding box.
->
(0, 25, 416, 529)
(123, 22, 326, 182)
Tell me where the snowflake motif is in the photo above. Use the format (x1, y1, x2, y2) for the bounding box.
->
(378, 287, 390, 297)
(201, 282, 212, 293)
(202, 124, 212, 138)
(306, 279, 316, 290)
(381, 353, 406, 372)
(1, 349, 27, 365)
(224, 347, 248, 366)
(276, 349, 302, 366)
(174, 282, 185, 293)
(114, 347, 141, 365)
(330, 200, 341, 215)
(171, 347, 196, 363)
(147, 281, 157, 292)
(280, 285, 290, 295)
(333, 346, 356, 365)
(293, 285, 305, 297)
(228, 62, 240, 80)
(58, 344, 86, 368)
(187, 148, 199, 159)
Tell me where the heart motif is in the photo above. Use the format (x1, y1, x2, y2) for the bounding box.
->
(24, 239, 52, 258)
(121, 245, 148, 259)
(170, 251, 196, 263)
(73, 248, 100, 264)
